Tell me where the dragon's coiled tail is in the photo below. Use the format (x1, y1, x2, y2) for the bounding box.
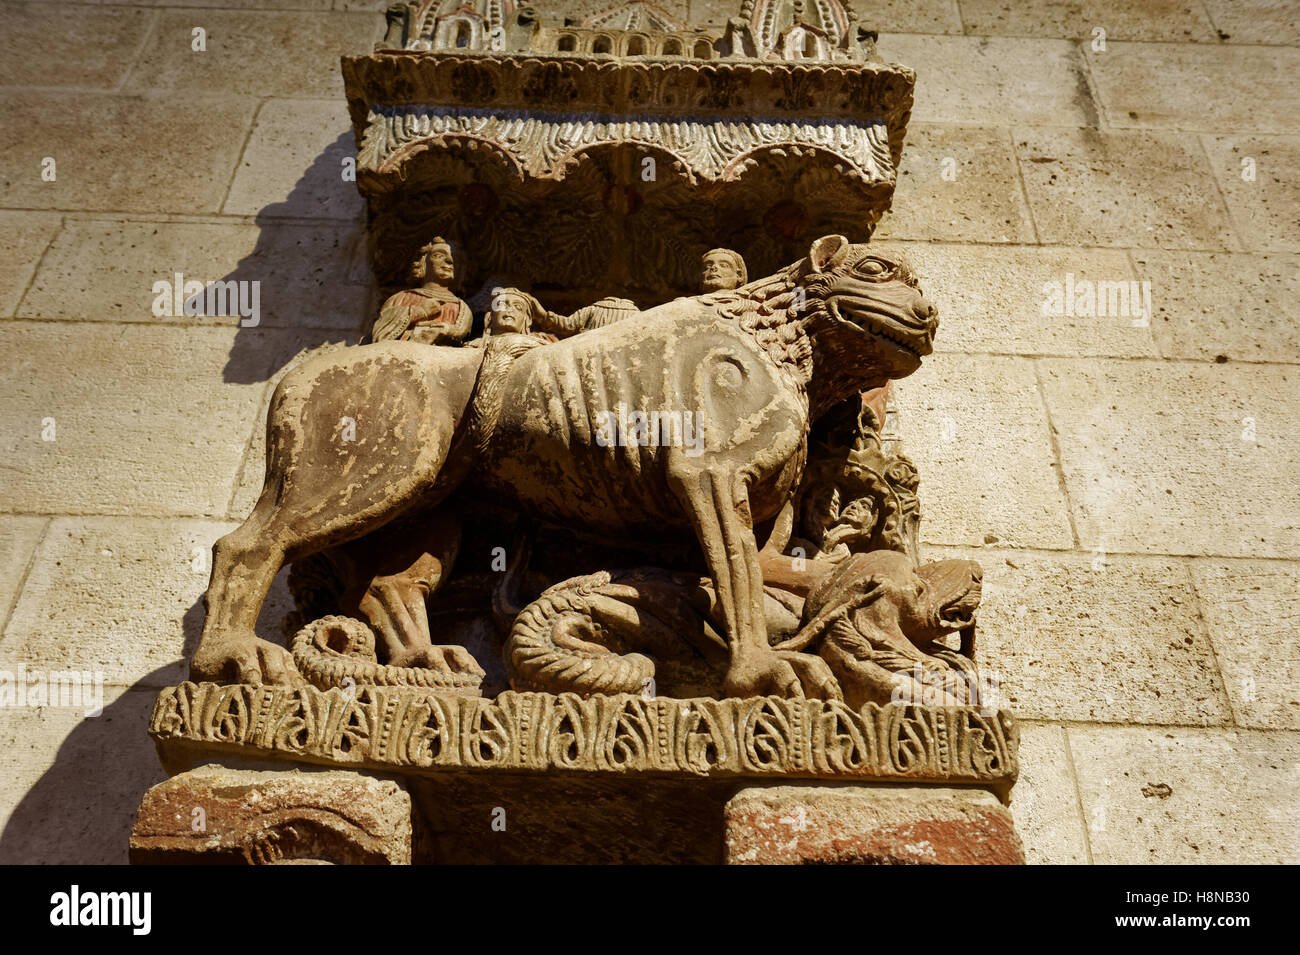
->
(506, 573, 655, 696)
(291, 615, 483, 697)
(505, 569, 724, 697)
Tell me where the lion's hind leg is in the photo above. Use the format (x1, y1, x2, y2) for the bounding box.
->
(193, 345, 479, 686)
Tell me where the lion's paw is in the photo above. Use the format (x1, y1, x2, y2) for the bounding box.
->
(192, 635, 305, 687)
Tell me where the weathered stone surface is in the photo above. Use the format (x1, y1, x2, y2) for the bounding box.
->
(0, 323, 276, 516)
(1070, 727, 1300, 864)
(1191, 560, 1300, 730)
(928, 547, 1231, 725)
(874, 125, 1035, 244)
(0, 211, 60, 318)
(1203, 135, 1300, 253)
(0, 91, 256, 213)
(1014, 128, 1238, 249)
(960, 0, 1215, 41)
(842, 0, 964, 34)
(1088, 43, 1300, 134)
(223, 99, 365, 220)
(122, 10, 382, 98)
(1038, 358, 1300, 557)
(19, 217, 367, 328)
(228, 337, 359, 518)
(874, 35, 1091, 126)
(130, 764, 411, 864)
(0, 517, 46, 630)
(1131, 250, 1300, 362)
(0, 518, 295, 689)
(892, 355, 1074, 549)
(0, 686, 165, 865)
(1202, 0, 1300, 45)
(724, 783, 1024, 864)
(879, 242, 1158, 357)
(0, 3, 156, 88)
(1009, 722, 1090, 864)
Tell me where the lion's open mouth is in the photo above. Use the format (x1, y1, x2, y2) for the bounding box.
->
(914, 559, 983, 634)
(828, 298, 931, 359)
(935, 577, 981, 630)
(937, 602, 976, 629)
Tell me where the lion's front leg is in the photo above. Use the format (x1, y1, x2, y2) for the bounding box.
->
(673, 468, 838, 700)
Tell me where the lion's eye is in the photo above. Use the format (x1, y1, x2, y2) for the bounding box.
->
(860, 259, 887, 277)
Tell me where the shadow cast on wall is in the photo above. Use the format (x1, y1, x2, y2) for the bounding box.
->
(0, 133, 380, 864)
(215, 131, 371, 386)
(0, 581, 294, 863)
(0, 676, 169, 865)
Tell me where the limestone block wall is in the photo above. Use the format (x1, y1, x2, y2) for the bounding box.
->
(0, 0, 1296, 863)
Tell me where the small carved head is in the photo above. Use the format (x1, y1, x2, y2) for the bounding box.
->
(411, 237, 456, 286)
(701, 248, 748, 293)
(488, 288, 537, 335)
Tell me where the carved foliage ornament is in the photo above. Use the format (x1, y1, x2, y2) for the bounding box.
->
(150, 681, 1018, 794)
(359, 106, 895, 188)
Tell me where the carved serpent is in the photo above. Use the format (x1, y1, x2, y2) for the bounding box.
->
(505, 569, 728, 696)
(291, 615, 483, 697)
(505, 550, 983, 704)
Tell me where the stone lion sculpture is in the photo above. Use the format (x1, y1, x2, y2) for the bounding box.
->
(191, 235, 939, 701)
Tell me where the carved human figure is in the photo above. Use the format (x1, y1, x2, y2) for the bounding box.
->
(789, 550, 983, 710)
(482, 289, 557, 343)
(530, 295, 639, 338)
(488, 289, 533, 335)
(372, 238, 474, 345)
(502, 548, 984, 707)
(700, 248, 747, 293)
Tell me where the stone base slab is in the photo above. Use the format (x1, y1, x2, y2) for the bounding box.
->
(135, 683, 1024, 863)
(724, 783, 1025, 865)
(129, 765, 1024, 864)
(129, 765, 412, 865)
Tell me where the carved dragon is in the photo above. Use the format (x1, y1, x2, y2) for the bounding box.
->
(501, 549, 984, 708)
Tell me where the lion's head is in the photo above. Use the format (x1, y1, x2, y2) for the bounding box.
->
(799, 235, 938, 388)
(799, 549, 982, 654)
(705, 235, 939, 416)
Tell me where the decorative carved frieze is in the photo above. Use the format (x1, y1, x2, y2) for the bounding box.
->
(357, 105, 895, 187)
(149, 682, 1019, 795)
(383, 0, 876, 61)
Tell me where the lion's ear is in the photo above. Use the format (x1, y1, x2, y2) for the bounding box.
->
(808, 235, 850, 274)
